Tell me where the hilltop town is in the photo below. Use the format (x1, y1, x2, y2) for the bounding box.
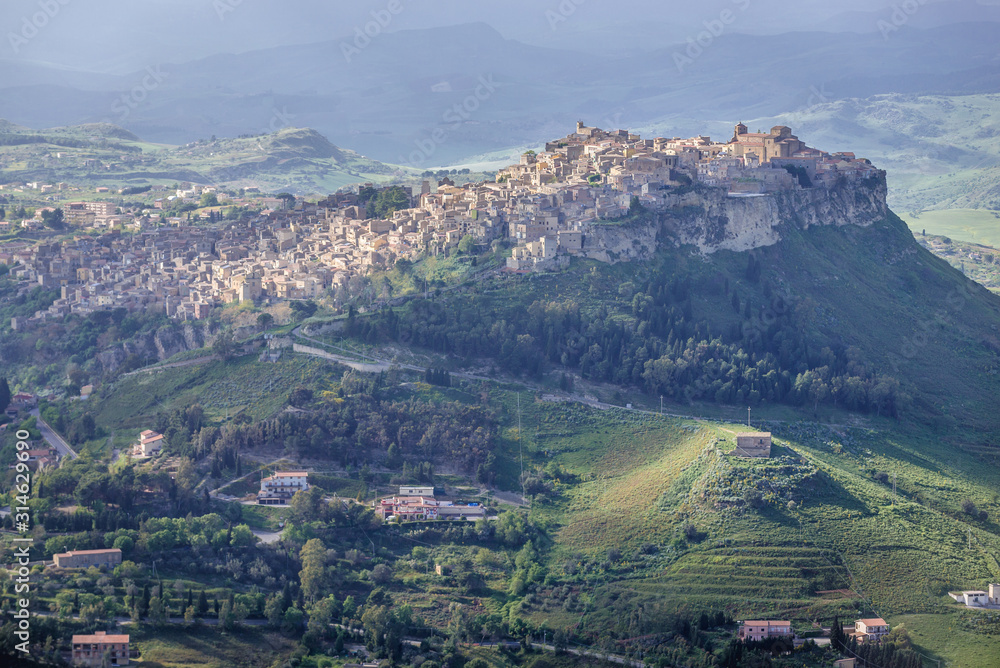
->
(0, 122, 882, 325)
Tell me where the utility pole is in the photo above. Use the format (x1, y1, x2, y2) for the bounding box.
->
(660, 395, 663, 414)
(747, 407, 751, 428)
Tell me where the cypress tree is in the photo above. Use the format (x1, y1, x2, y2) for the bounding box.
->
(197, 590, 209, 615)
(0, 377, 10, 413)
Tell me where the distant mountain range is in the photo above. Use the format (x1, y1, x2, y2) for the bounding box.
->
(0, 125, 401, 194)
(1, 18, 998, 170)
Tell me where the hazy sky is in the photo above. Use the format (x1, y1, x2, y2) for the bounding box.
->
(1, 0, 944, 73)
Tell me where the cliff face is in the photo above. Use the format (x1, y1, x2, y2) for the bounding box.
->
(582, 176, 889, 260)
(97, 321, 219, 373)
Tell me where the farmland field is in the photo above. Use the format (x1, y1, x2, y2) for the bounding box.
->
(900, 209, 1000, 247)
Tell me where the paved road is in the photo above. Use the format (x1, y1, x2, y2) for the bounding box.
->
(30, 409, 78, 460)
(292, 342, 493, 384)
(251, 528, 285, 545)
(119, 355, 220, 378)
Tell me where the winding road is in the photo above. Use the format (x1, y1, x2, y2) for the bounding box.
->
(30, 408, 78, 460)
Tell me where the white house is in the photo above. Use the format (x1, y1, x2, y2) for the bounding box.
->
(137, 430, 164, 457)
(739, 620, 793, 642)
(854, 618, 889, 643)
(949, 584, 1000, 608)
(258, 471, 309, 505)
(399, 485, 435, 496)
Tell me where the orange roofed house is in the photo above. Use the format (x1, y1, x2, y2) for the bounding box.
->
(136, 430, 164, 457)
(739, 620, 793, 642)
(53, 548, 122, 569)
(72, 631, 129, 666)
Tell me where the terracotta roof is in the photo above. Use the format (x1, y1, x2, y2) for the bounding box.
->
(72, 631, 129, 644)
(56, 549, 122, 557)
(274, 471, 308, 477)
(743, 620, 790, 626)
(857, 618, 887, 626)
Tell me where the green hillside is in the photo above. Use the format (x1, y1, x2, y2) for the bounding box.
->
(0, 123, 404, 194)
(746, 93, 1000, 214)
(505, 396, 1000, 666)
(349, 210, 1000, 437)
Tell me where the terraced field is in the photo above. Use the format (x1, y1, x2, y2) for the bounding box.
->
(629, 545, 854, 618)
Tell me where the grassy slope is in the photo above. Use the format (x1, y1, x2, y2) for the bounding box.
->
(900, 209, 1000, 248)
(508, 396, 1000, 665)
(702, 212, 1000, 436)
(95, 354, 341, 427)
(129, 624, 298, 668)
(913, 233, 1000, 295)
(0, 126, 401, 195)
(757, 93, 1000, 212)
(445, 210, 1000, 436)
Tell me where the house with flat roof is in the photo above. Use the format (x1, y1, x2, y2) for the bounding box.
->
(734, 432, 772, 458)
(399, 485, 435, 496)
(949, 584, 1000, 607)
(72, 630, 129, 666)
(258, 471, 309, 505)
(54, 548, 122, 570)
(738, 620, 793, 642)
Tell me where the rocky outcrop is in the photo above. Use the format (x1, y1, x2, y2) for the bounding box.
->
(582, 176, 889, 261)
(97, 321, 220, 373)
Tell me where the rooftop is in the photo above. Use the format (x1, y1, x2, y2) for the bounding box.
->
(72, 631, 129, 644)
(55, 548, 122, 557)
